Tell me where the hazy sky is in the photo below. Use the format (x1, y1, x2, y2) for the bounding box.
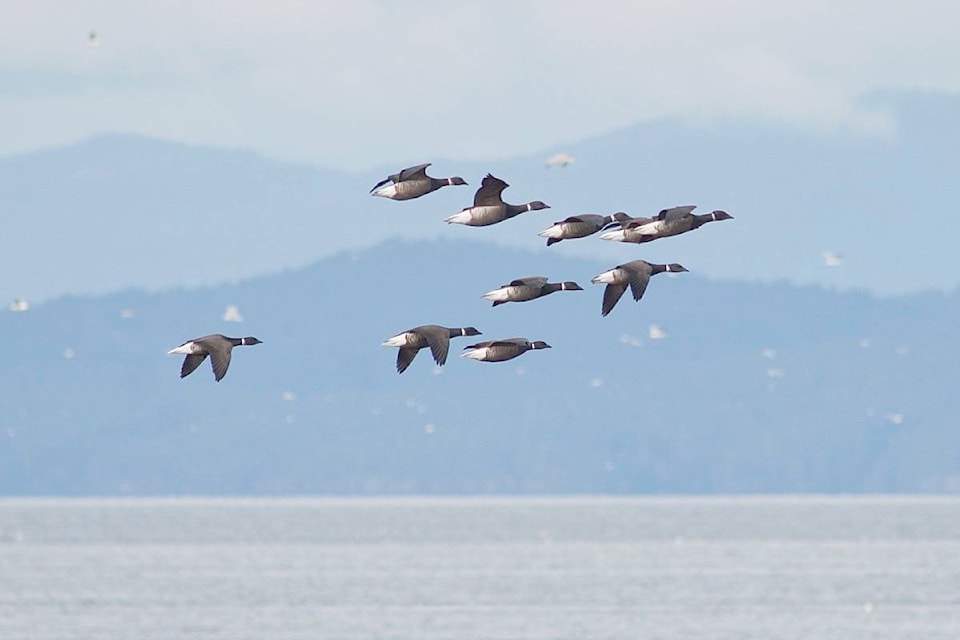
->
(3, 1, 959, 169)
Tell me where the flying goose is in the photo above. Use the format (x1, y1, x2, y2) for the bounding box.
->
(168, 334, 262, 381)
(370, 163, 467, 200)
(382, 325, 481, 374)
(538, 213, 632, 246)
(444, 174, 549, 226)
(461, 337, 552, 362)
(591, 260, 688, 317)
(482, 276, 583, 306)
(600, 205, 732, 243)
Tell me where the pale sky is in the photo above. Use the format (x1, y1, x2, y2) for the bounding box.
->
(2, 1, 959, 169)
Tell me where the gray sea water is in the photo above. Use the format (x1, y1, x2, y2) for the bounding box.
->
(1, 496, 958, 639)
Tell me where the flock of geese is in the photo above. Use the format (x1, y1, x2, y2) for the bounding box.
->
(168, 161, 733, 381)
(374, 163, 734, 375)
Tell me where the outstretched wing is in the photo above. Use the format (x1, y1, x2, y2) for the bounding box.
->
(601, 284, 627, 317)
(207, 345, 233, 382)
(180, 354, 207, 378)
(657, 205, 697, 221)
(473, 174, 509, 207)
(396, 348, 419, 374)
(464, 340, 495, 350)
(628, 272, 651, 301)
(422, 330, 451, 366)
(623, 216, 657, 230)
(505, 276, 548, 288)
(398, 163, 431, 181)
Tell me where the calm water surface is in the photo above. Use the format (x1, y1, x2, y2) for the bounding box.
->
(1, 496, 958, 639)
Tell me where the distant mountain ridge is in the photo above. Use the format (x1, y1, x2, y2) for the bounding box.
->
(1, 239, 958, 496)
(1, 90, 959, 305)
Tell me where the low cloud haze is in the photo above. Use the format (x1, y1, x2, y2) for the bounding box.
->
(2, 2, 959, 167)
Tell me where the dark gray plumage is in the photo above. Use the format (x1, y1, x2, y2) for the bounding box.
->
(600, 206, 733, 243)
(591, 260, 688, 317)
(482, 276, 583, 306)
(382, 325, 482, 373)
(461, 337, 552, 362)
(538, 213, 632, 246)
(370, 163, 467, 201)
(444, 174, 549, 226)
(167, 334, 263, 382)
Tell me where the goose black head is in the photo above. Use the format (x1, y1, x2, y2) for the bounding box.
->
(448, 176, 468, 186)
(531, 341, 552, 350)
(241, 336, 263, 345)
(462, 327, 482, 336)
(528, 201, 550, 211)
(666, 264, 689, 273)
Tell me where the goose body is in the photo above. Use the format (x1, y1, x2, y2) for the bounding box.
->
(382, 325, 481, 373)
(370, 163, 466, 201)
(168, 334, 262, 381)
(600, 206, 732, 243)
(538, 213, 631, 246)
(461, 337, 552, 362)
(444, 174, 549, 227)
(482, 276, 582, 306)
(591, 260, 688, 316)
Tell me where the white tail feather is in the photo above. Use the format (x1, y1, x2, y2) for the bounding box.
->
(592, 269, 619, 284)
(381, 334, 411, 347)
(372, 184, 399, 199)
(599, 230, 626, 242)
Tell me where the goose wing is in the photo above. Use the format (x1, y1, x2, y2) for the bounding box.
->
(180, 354, 207, 378)
(623, 216, 658, 230)
(601, 284, 628, 317)
(396, 348, 419, 374)
(398, 163, 431, 181)
(657, 205, 697, 221)
(195, 336, 233, 382)
(473, 174, 509, 207)
(505, 276, 548, 288)
(419, 326, 452, 366)
(628, 271, 651, 301)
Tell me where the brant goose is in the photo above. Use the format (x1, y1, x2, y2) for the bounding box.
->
(382, 325, 481, 374)
(370, 163, 467, 200)
(444, 174, 549, 226)
(538, 213, 631, 246)
(600, 205, 732, 243)
(591, 260, 688, 317)
(461, 337, 552, 362)
(168, 334, 262, 381)
(482, 276, 583, 306)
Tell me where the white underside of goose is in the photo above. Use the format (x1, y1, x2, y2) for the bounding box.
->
(629, 220, 665, 234)
(599, 230, 628, 242)
(168, 341, 202, 355)
(482, 288, 514, 302)
(382, 333, 414, 347)
(461, 347, 491, 360)
(591, 269, 624, 284)
(372, 183, 400, 199)
(537, 225, 564, 239)
(444, 206, 501, 225)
